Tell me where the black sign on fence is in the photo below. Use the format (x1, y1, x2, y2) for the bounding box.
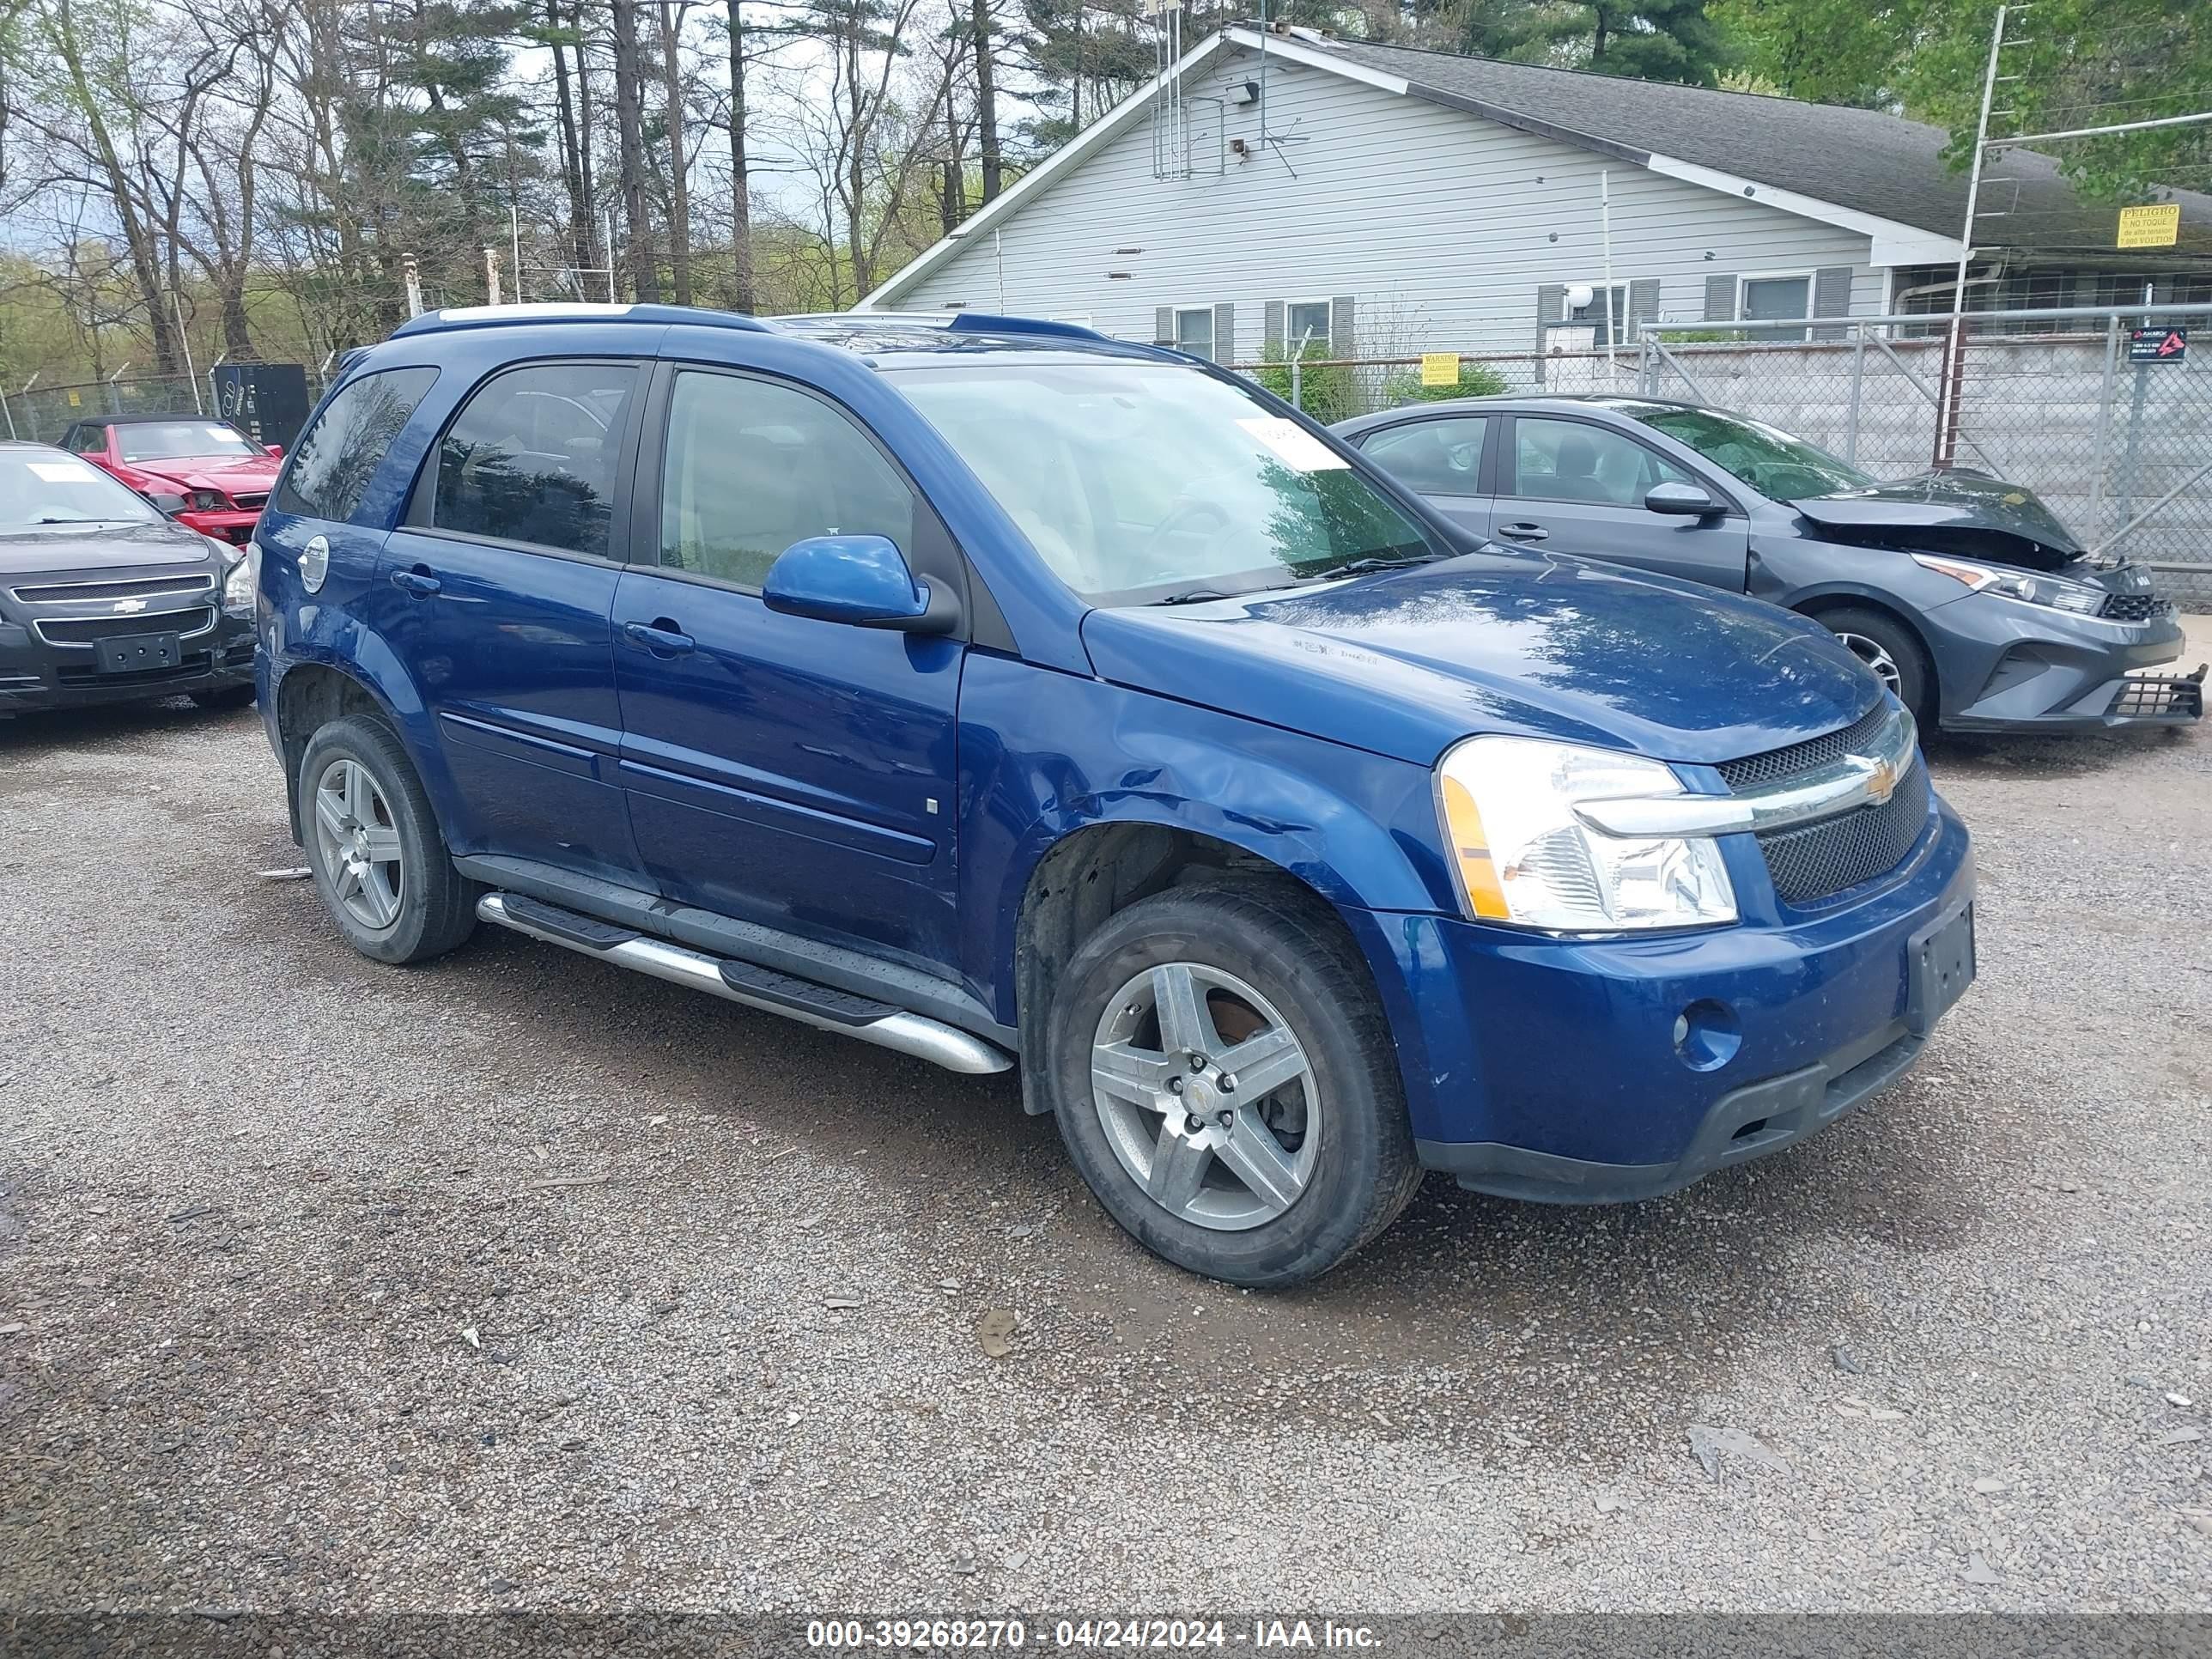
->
(210, 362, 313, 449)
(2128, 326, 2188, 363)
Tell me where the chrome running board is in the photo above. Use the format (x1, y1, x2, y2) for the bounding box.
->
(476, 892, 1013, 1075)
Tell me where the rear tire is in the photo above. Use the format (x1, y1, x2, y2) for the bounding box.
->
(1046, 879, 1420, 1288)
(295, 714, 477, 964)
(1816, 605, 1935, 726)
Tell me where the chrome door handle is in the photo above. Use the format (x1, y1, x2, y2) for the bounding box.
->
(1498, 523, 1549, 542)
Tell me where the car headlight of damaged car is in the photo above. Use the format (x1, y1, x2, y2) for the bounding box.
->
(1435, 736, 1736, 932)
(1911, 552, 2104, 615)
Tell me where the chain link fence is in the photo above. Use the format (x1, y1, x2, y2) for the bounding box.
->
(0, 366, 335, 448)
(1234, 302, 2212, 609)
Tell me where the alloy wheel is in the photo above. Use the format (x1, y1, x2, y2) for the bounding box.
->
(312, 757, 405, 931)
(1090, 962, 1320, 1232)
(1834, 629, 1902, 696)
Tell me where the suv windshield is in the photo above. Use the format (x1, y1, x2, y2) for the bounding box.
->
(116, 422, 262, 463)
(890, 361, 1435, 602)
(0, 452, 161, 527)
(1613, 404, 1871, 501)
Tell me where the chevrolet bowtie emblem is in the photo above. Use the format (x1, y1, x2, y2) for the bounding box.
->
(111, 597, 148, 614)
(1855, 752, 1899, 805)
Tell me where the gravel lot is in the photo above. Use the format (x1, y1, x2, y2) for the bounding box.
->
(0, 694, 2207, 1615)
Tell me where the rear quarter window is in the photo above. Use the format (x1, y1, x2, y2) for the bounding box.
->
(277, 367, 440, 524)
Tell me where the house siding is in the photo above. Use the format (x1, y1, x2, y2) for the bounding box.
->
(891, 45, 1887, 357)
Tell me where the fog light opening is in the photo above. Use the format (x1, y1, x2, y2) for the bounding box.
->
(1729, 1115, 1771, 1143)
(1673, 998, 1741, 1072)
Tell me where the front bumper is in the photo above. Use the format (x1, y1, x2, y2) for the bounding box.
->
(0, 604, 255, 713)
(1349, 794, 1975, 1200)
(177, 507, 263, 547)
(1928, 591, 2201, 731)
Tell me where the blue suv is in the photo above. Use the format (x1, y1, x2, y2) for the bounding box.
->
(252, 305, 1976, 1286)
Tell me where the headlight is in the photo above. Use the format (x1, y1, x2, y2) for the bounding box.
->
(222, 543, 258, 616)
(1911, 553, 2103, 615)
(1436, 736, 1736, 932)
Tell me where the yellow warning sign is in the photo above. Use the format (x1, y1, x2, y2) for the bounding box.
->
(2118, 203, 2180, 249)
(1419, 352, 1462, 388)
(67, 389, 82, 407)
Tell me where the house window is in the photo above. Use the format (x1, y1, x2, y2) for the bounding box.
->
(1566, 285, 1629, 348)
(1285, 300, 1332, 352)
(1741, 275, 1812, 339)
(1174, 307, 1215, 362)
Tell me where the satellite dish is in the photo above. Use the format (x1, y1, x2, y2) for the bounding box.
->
(1565, 283, 1595, 311)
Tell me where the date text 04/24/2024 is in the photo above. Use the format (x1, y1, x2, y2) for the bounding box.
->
(805, 1619, 1384, 1650)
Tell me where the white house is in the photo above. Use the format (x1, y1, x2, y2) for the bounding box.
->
(857, 25, 2212, 363)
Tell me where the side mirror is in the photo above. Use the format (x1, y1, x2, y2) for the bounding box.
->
(1645, 481, 1720, 518)
(264, 443, 284, 459)
(763, 534, 959, 635)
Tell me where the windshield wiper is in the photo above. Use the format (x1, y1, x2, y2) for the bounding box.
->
(1152, 581, 1298, 606)
(1301, 551, 1444, 583)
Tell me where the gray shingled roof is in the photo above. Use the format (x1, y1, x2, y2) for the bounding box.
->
(1316, 37, 2212, 258)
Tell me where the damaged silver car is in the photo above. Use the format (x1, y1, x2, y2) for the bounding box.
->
(1336, 395, 2204, 734)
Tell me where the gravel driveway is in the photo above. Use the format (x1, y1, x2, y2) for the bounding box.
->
(1, 699, 2206, 1614)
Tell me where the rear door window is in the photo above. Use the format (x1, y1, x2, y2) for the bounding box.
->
(1360, 416, 1489, 495)
(433, 362, 641, 558)
(278, 367, 439, 523)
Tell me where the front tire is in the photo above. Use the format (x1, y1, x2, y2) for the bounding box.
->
(295, 714, 477, 964)
(1047, 880, 1420, 1288)
(1816, 605, 1935, 727)
(190, 683, 256, 712)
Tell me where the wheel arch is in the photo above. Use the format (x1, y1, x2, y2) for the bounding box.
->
(270, 657, 421, 845)
(1006, 817, 1387, 1117)
(1790, 590, 1942, 708)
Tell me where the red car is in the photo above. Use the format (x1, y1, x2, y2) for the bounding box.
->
(58, 414, 283, 545)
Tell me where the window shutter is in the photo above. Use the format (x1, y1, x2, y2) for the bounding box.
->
(1212, 301, 1235, 363)
(1536, 283, 1566, 352)
(1330, 295, 1355, 358)
(1812, 265, 1853, 341)
(1626, 278, 1661, 346)
(1263, 301, 1285, 354)
(1155, 306, 1175, 348)
(1703, 275, 1737, 322)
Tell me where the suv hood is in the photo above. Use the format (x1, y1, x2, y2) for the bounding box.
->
(1793, 471, 2085, 568)
(1080, 549, 1881, 768)
(0, 518, 219, 574)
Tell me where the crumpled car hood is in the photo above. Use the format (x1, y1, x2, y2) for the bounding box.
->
(1793, 471, 2086, 567)
(133, 457, 281, 496)
(1079, 549, 1881, 768)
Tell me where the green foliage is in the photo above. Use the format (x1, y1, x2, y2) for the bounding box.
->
(1718, 0, 2210, 202)
(1381, 362, 1512, 405)
(1462, 0, 1732, 87)
(1253, 339, 1358, 422)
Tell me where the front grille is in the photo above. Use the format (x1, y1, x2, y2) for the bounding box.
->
(1755, 763, 1931, 905)
(33, 606, 215, 646)
(9, 572, 213, 605)
(1717, 702, 1930, 906)
(1714, 701, 1889, 792)
(229, 492, 270, 511)
(2100, 592, 2172, 623)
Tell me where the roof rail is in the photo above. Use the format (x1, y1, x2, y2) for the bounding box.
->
(776, 310, 1109, 343)
(390, 302, 774, 339)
